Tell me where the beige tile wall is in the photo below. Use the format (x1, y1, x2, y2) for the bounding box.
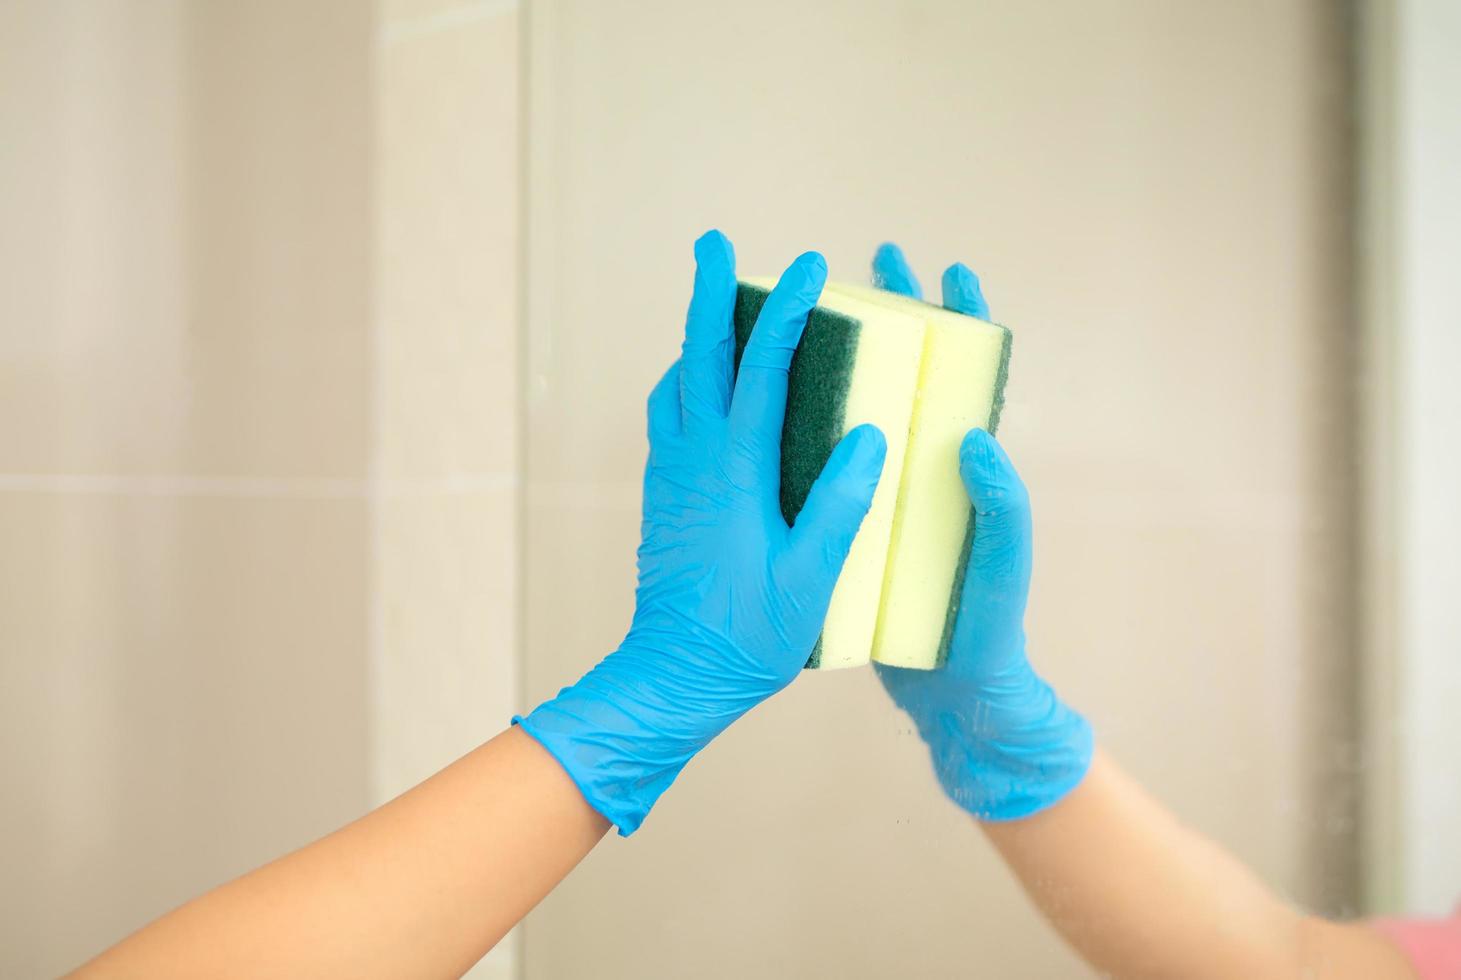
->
(181, 1, 375, 480)
(373, 2, 522, 976)
(0, 1, 521, 976)
(373, 0, 521, 798)
(376, 2, 519, 485)
(0, 0, 1361, 976)
(0, 492, 371, 977)
(0, 0, 191, 477)
(0, 3, 376, 975)
(521, 1, 1356, 977)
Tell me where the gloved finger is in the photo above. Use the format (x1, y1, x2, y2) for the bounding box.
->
(941, 262, 990, 319)
(729, 251, 827, 457)
(783, 424, 887, 580)
(646, 359, 682, 447)
(954, 428, 1032, 639)
(680, 230, 738, 427)
(871, 242, 923, 299)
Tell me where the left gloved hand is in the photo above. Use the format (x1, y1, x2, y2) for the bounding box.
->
(871, 243, 1093, 821)
(518, 231, 888, 835)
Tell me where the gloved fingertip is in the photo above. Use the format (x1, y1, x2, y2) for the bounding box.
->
(942, 263, 990, 319)
(818, 425, 885, 495)
(872, 242, 923, 300)
(872, 241, 904, 272)
(959, 425, 993, 462)
(694, 229, 735, 270)
(957, 428, 1000, 495)
(794, 249, 828, 279)
(845, 422, 888, 471)
(775, 251, 827, 304)
(959, 428, 1028, 521)
(694, 227, 729, 252)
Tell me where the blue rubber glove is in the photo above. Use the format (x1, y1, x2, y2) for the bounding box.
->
(871, 243, 1093, 821)
(518, 231, 888, 835)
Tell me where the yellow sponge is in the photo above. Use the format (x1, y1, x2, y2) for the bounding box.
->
(734, 279, 1011, 670)
(737, 278, 924, 669)
(831, 284, 1011, 669)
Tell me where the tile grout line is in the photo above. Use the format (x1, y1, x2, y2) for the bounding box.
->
(0, 474, 365, 498)
(509, 6, 533, 975)
(0, 473, 519, 498)
(379, 0, 519, 47)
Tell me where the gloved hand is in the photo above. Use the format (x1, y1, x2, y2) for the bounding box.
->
(871, 243, 1093, 820)
(518, 231, 888, 835)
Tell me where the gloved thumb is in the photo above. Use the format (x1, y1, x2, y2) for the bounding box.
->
(784, 424, 887, 583)
(958, 428, 1033, 610)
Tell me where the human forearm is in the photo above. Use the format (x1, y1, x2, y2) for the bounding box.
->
(871, 244, 1415, 980)
(71, 232, 883, 976)
(983, 750, 1410, 979)
(70, 727, 608, 980)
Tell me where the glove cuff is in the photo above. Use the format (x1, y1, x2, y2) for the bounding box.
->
(514, 646, 727, 836)
(918, 678, 1094, 821)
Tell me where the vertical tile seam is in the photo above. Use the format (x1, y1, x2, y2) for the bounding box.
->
(511, 2, 535, 978)
(366, 0, 387, 809)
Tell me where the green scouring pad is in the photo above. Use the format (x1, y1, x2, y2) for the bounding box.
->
(733, 282, 923, 669)
(733, 279, 1012, 670)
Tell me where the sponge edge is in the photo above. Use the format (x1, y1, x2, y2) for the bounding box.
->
(829, 284, 1012, 669)
(734, 280, 924, 669)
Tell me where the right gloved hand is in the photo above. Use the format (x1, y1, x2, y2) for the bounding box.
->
(870, 243, 1093, 821)
(517, 232, 888, 835)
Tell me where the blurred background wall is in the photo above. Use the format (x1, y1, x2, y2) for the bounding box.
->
(1358, 0, 1461, 919)
(520, 1, 1356, 978)
(8, 1, 1456, 979)
(0, 1, 519, 976)
(1, 3, 374, 976)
